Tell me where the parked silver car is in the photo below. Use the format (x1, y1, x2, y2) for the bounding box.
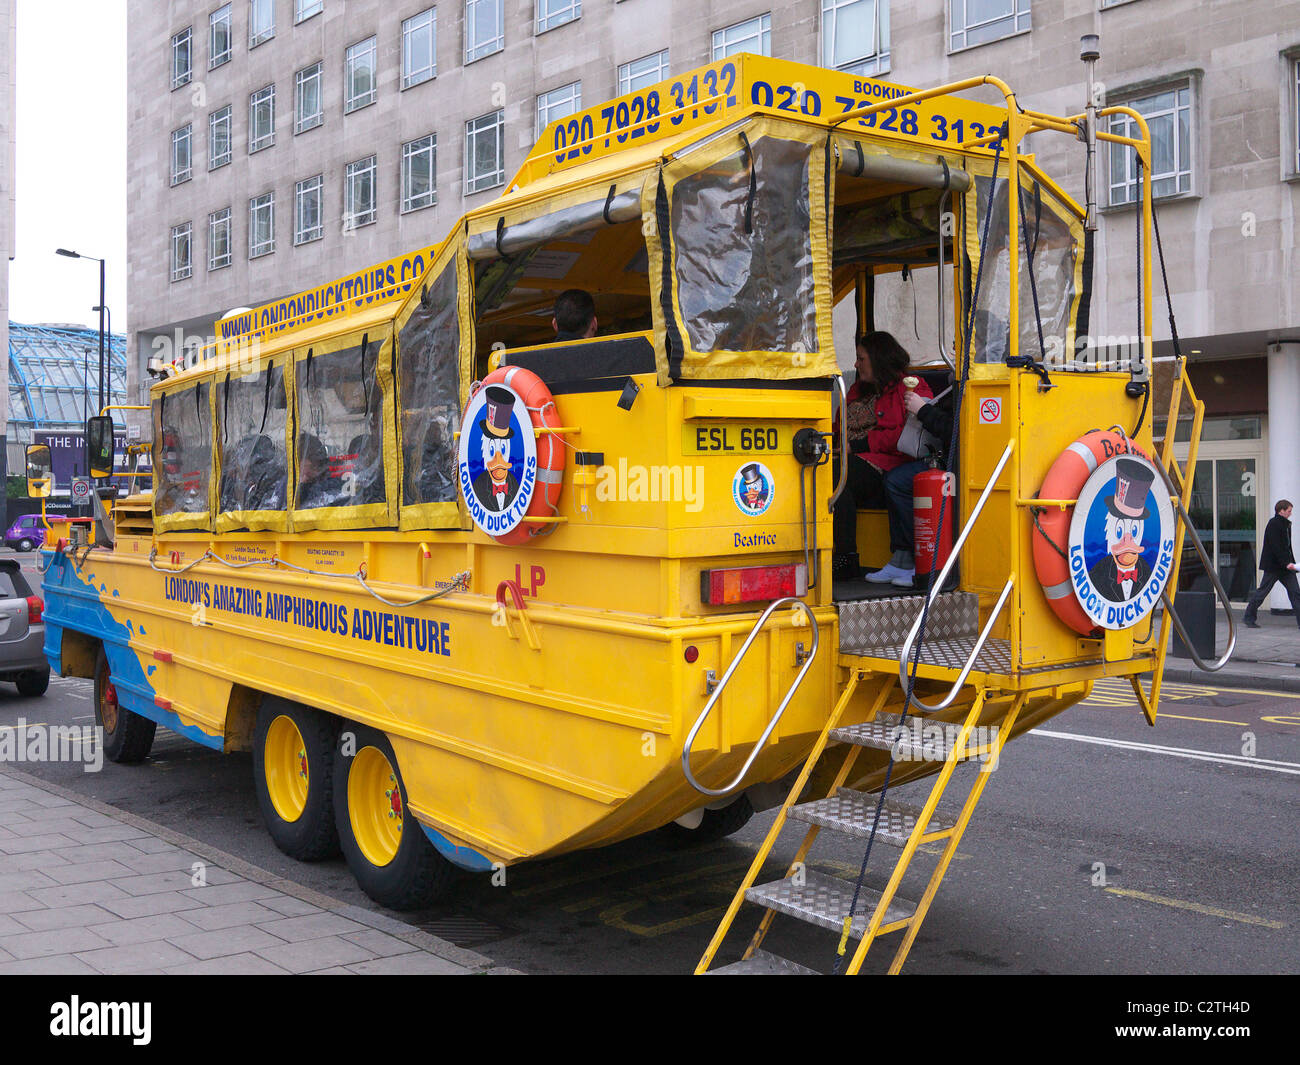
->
(0, 559, 49, 696)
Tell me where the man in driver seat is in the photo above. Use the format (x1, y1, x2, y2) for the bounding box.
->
(552, 289, 598, 341)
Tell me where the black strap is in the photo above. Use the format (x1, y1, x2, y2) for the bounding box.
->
(360, 333, 373, 414)
(258, 361, 274, 434)
(222, 373, 231, 442)
(938, 155, 950, 190)
(602, 183, 617, 225)
(738, 131, 756, 235)
(852, 139, 865, 177)
(495, 216, 510, 261)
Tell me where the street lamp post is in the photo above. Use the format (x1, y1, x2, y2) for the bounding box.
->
(56, 249, 107, 412)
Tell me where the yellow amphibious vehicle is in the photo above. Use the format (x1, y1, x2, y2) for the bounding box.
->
(34, 52, 1232, 974)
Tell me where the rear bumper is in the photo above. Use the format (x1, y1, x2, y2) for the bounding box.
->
(0, 625, 49, 678)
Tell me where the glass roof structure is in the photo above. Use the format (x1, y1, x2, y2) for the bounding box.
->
(8, 322, 127, 437)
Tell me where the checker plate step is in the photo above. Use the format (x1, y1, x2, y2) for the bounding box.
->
(838, 591, 979, 653)
(709, 949, 819, 975)
(788, 789, 957, 845)
(746, 870, 916, 937)
(829, 712, 967, 760)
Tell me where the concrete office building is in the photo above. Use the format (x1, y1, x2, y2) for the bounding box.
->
(128, 0, 1300, 600)
(1, 0, 15, 485)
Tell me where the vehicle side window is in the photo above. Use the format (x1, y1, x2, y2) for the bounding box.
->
(217, 360, 289, 515)
(399, 260, 460, 508)
(153, 382, 213, 517)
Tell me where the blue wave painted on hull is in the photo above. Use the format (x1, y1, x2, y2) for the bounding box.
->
(39, 549, 225, 752)
(420, 825, 493, 872)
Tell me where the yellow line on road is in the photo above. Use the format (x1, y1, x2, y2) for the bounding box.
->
(0, 722, 48, 732)
(1160, 713, 1249, 727)
(1105, 887, 1285, 929)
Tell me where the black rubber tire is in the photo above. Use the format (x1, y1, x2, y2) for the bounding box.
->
(660, 795, 755, 846)
(334, 724, 456, 910)
(15, 669, 50, 697)
(94, 648, 156, 764)
(17, 538, 33, 552)
(253, 698, 341, 862)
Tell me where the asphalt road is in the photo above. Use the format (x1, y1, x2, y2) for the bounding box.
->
(4, 550, 1297, 975)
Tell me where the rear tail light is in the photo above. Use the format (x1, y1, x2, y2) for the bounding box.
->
(27, 596, 43, 624)
(700, 563, 807, 606)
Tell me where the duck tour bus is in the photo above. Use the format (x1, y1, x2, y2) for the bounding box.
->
(30, 51, 1233, 975)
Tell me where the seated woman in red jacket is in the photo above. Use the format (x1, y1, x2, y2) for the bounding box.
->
(832, 331, 932, 582)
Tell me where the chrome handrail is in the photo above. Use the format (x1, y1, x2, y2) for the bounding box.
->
(897, 439, 1016, 710)
(828, 375, 848, 513)
(682, 597, 820, 797)
(1151, 459, 1237, 672)
(935, 189, 955, 370)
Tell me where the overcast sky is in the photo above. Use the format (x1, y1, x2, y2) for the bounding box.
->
(9, 1, 126, 332)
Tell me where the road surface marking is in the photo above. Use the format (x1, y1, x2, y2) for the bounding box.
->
(1030, 729, 1300, 775)
(1104, 887, 1284, 929)
(1160, 713, 1249, 727)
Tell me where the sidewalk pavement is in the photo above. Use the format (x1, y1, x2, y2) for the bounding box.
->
(0, 764, 510, 975)
(1161, 606, 1300, 693)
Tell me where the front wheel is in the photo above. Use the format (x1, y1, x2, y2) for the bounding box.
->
(333, 724, 455, 910)
(94, 648, 156, 763)
(253, 698, 340, 861)
(17, 538, 33, 552)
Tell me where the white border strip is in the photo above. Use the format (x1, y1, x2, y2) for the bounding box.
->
(1030, 729, 1300, 776)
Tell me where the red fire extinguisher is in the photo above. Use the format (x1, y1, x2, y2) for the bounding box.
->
(913, 464, 954, 577)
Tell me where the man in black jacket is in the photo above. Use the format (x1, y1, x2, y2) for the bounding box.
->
(1243, 499, 1300, 628)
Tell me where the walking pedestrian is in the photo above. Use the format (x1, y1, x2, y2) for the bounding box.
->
(1243, 499, 1300, 628)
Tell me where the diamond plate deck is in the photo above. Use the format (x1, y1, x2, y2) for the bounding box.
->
(829, 713, 963, 759)
(788, 789, 956, 845)
(709, 949, 819, 975)
(850, 635, 1015, 675)
(745, 870, 916, 937)
(838, 591, 979, 653)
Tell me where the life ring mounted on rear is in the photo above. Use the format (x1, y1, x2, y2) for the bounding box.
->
(456, 367, 566, 545)
(1031, 429, 1177, 637)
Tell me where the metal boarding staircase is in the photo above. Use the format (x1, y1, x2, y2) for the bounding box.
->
(692, 373, 1234, 974)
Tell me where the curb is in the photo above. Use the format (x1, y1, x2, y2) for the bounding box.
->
(1160, 664, 1300, 694)
(0, 762, 516, 975)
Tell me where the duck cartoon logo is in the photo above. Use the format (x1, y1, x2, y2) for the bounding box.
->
(1067, 454, 1176, 630)
(733, 461, 774, 518)
(457, 384, 538, 537)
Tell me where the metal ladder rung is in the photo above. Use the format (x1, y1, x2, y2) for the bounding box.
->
(746, 870, 916, 938)
(830, 716, 963, 760)
(708, 949, 819, 976)
(788, 789, 957, 846)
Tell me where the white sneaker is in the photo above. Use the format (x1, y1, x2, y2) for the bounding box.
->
(866, 563, 909, 584)
(890, 568, 916, 587)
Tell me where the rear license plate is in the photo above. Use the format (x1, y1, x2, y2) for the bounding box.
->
(682, 423, 788, 455)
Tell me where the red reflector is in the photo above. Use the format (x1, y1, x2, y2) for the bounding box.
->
(155, 697, 173, 711)
(153, 650, 173, 662)
(26, 596, 43, 624)
(684, 645, 699, 663)
(701, 564, 807, 606)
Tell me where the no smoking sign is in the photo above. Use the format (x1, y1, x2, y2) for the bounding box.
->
(979, 397, 1002, 425)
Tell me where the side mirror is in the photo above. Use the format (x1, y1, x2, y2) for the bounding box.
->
(86, 416, 115, 479)
(25, 444, 52, 498)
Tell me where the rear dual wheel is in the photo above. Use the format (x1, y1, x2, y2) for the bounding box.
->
(253, 699, 340, 861)
(334, 725, 455, 910)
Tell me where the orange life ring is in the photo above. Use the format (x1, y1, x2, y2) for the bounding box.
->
(474, 366, 565, 545)
(1032, 430, 1151, 636)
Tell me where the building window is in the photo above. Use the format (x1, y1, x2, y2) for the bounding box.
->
(209, 5, 232, 69)
(170, 125, 192, 185)
(1293, 57, 1300, 176)
(822, 1, 888, 76)
(209, 106, 232, 169)
(345, 37, 378, 112)
(465, 0, 504, 63)
(713, 13, 771, 61)
(250, 0, 275, 47)
(618, 50, 669, 95)
(296, 0, 324, 22)
(402, 9, 437, 88)
(345, 155, 377, 229)
(170, 223, 193, 282)
(465, 110, 504, 194)
(536, 81, 581, 139)
(1108, 83, 1194, 205)
(249, 84, 276, 152)
(296, 62, 324, 133)
(171, 27, 193, 90)
(295, 176, 324, 244)
(537, 0, 580, 34)
(249, 192, 275, 258)
(949, 0, 1030, 52)
(402, 134, 437, 212)
(209, 208, 232, 271)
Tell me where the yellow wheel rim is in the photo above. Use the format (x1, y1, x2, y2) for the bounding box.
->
(349, 746, 403, 868)
(265, 716, 310, 823)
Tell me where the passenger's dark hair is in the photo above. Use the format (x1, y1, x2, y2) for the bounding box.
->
(1277, 499, 1294, 514)
(554, 289, 596, 336)
(856, 331, 913, 389)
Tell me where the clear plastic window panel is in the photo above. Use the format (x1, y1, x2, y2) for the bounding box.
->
(670, 135, 818, 354)
(153, 383, 212, 516)
(399, 264, 460, 507)
(218, 363, 289, 514)
(294, 340, 388, 511)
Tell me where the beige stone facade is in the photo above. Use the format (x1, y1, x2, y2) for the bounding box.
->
(1, 0, 15, 475)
